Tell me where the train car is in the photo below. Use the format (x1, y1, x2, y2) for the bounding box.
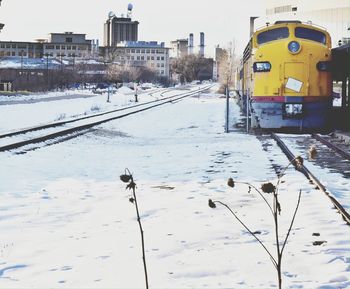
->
(239, 21, 332, 130)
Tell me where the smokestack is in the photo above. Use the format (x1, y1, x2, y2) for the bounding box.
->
(188, 33, 194, 55)
(199, 32, 205, 57)
(250, 17, 258, 37)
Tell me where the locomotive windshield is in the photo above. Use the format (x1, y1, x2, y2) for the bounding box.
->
(257, 27, 289, 44)
(295, 27, 326, 44)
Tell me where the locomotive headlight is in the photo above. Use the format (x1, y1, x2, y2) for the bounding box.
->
(317, 61, 331, 72)
(288, 41, 301, 54)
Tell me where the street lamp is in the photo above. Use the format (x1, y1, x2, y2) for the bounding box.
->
(20, 50, 24, 71)
(57, 53, 66, 71)
(71, 53, 76, 70)
(43, 52, 52, 88)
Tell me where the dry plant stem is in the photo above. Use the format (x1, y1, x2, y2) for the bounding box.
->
(237, 181, 274, 216)
(273, 192, 282, 289)
(281, 190, 302, 256)
(125, 169, 149, 289)
(213, 200, 278, 269)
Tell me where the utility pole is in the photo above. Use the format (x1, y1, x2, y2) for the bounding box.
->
(43, 53, 51, 89)
(0, 1, 4, 33)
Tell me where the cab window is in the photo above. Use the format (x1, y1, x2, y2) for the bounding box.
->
(257, 27, 289, 44)
(295, 27, 326, 44)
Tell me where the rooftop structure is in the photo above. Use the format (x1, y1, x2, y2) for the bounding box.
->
(103, 4, 139, 46)
(257, 0, 350, 47)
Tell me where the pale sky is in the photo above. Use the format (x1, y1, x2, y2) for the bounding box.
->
(0, 0, 264, 57)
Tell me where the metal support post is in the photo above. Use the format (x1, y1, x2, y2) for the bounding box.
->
(225, 86, 229, 133)
(246, 94, 250, 133)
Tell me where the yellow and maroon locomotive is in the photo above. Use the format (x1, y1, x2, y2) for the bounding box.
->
(239, 21, 332, 130)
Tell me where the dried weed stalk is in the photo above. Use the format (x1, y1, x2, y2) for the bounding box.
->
(120, 168, 149, 289)
(209, 156, 304, 289)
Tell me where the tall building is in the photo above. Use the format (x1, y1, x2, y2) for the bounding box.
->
(257, 0, 350, 47)
(104, 11, 139, 47)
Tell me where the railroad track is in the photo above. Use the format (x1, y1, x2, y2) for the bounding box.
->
(0, 85, 214, 153)
(271, 132, 350, 225)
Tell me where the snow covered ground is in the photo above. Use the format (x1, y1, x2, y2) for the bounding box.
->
(0, 86, 164, 133)
(0, 85, 349, 288)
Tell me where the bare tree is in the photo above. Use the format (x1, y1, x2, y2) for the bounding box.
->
(171, 54, 211, 83)
(107, 62, 141, 83)
(217, 41, 238, 91)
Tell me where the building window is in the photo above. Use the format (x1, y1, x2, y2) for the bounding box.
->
(67, 46, 71, 50)
(6, 44, 10, 48)
(72, 46, 76, 50)
(161, 63, 164, 67)
(12, 44, 16, 48)
(0, 44, 4, 48)
(146, 49, 150, 53)
(136, 49, 140, 53)
(161, 56, 164, 60)
(137, 56, 140, 60)
(126, 49, 130, 53)
(151, 56, 154, 60)
(56, 45, 60, 49)
(151, 49, 155, 54)
(131, 49, 135, 53)
(157, 56, 160, 60)
(62, 45, 66, 50)
(147, 56, 150, 60)
(141, 49, 145, 53)
(12, 51, 15, 56)
(66, 37, 73, 43)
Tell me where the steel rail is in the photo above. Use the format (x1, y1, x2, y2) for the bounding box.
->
(271, 133, 350, 225)
(0, 85, 214, 152)
(0, 86, 209, 139)
(312, 133, 350, 161)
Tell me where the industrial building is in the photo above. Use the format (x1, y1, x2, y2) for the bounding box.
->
(170, 39, 188, 58)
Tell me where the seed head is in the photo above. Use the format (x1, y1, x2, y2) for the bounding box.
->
(129, 197, 135, 204)
(120, 174, 132, 183)
(208, 199, 216, 208)
(227, 178, 235, 188)
(261, 182, 276, 194)
(126, 181, 136, 190)
(294, 156, 304, 168)
(308, 145, 318, 160)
